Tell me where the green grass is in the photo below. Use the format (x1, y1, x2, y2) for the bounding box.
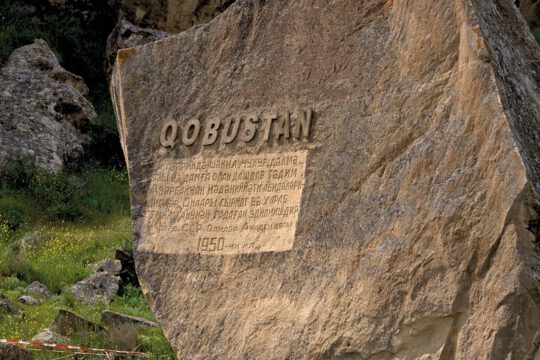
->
(0, 163, 176, 358)
(0, 218, 132, 291)
(0, 283, 175, 359)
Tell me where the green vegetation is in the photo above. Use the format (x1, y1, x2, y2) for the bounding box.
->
(0, 161, 176, 359)
(533, 28, 540, 44)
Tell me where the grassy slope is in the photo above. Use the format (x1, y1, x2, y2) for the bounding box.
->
(0, 166, 175, 359)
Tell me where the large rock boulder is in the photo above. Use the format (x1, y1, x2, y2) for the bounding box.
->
(0, 39, 95, 173)
(111, 0, 540, 358)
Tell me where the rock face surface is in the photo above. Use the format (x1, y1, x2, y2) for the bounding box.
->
(0, 39, 95, 173)
(111, 0, 540, 358)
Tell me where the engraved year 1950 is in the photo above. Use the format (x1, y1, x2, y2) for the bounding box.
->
(197, 237, 225, 252)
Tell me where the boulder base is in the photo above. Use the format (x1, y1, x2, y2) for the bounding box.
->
(111, 0, 540, 358)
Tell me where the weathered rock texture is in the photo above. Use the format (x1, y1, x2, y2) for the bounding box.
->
(70, 272, 120, 304)
(111, 0, 540, 358)
(26, 281, 50, 298)
(0, 40, 95, 173)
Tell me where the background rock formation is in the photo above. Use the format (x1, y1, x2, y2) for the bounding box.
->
(110, 0, 234, 32)
(0, 39, 95, 173)
(106, 20, 170, 79)
(112, 0, 540, 358)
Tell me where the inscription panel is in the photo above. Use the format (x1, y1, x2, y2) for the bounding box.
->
(140, 151, 307, 255)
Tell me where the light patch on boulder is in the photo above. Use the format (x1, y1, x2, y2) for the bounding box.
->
(32, 329, 70, 344)
(93, 258, 122, 275)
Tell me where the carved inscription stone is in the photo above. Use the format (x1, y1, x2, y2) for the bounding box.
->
(142, 152, 307, 254)
(111, 0, 540, 359)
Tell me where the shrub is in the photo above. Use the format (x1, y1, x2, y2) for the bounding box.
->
(0, 196, 29, 230)
(0, 215, 13, 243)
(0, 158, 129, 223)
(0, 1, 43, 63)
(0, 276, 24, 291)
(533, 27, 540, 44)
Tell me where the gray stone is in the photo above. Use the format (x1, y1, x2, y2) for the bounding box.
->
(49, 310, 104, 337)
(32, 329, 70, 344)
(70, 272, 120, 304)
(0, 39, 95, 173)
(111, 0, 540, 358)
(101, 310, 158, 330)
(93, 258, 122, 275)
(26, 281, 50, 298)
(0, 295, 19, 314)
(18, 295, 40, 306)
(0, 344, 33, 360)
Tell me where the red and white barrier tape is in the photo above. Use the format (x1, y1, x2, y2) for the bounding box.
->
(0, 338, 148, 357)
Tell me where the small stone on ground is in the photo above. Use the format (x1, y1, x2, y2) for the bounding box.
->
(26, 281, 50, 298)
(19, 295, 40, 305)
